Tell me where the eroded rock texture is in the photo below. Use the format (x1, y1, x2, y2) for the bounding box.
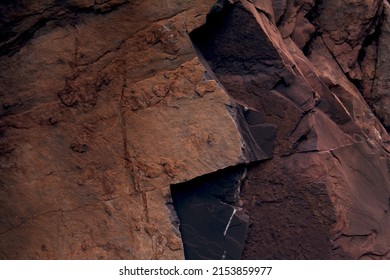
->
(0, 0, 390, 259)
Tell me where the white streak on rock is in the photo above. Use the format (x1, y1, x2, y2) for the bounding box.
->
(223, 208, 237, 236)
(222, 250, 227, 260)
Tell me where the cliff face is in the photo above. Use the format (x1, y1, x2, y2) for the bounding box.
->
(0, 0, 389, 260)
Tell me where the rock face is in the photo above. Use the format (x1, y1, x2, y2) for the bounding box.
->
(171, 166, 249, 260)
(0, 0, 389, 260)
(372, 1, 390, 130)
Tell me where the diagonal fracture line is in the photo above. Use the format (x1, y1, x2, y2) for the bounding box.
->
(223, 208, 237, 236)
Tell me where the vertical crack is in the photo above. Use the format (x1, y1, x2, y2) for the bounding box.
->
(118, 60, 135, 194)
(118, 59, 150, 224)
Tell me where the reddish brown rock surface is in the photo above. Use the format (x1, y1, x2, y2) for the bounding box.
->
(0, 0, 389, 259)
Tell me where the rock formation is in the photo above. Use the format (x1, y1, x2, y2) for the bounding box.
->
(0, 0, 389, 259)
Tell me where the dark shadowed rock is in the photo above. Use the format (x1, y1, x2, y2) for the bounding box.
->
(171, 166, 248, 260)
(372, 2, 390, 131)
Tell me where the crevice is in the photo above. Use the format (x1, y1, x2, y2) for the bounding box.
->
(118, 60, 138, 196)
(354, 11, 384, 100)
(305, 0, 323, 23)
(287, 110, 312, 137)
(330, 150, 342, 165)
(302, 0, 323, 55)
(170, 164, 249, 259)
(341, 232, 373, 238)
(117, 59, 150, 225)
(274, 0, 291, 28)
(320, 35, 348, 77)
(358, 250, 390, 260)
(302, 30, 321, 56)
(165, 192, 181, 238)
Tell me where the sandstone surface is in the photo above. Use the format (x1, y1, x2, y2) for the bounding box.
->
(0, 0, 389, 259)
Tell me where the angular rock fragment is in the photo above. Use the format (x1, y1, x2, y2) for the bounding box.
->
(185, 0, 390, 260)
(171, 166, 248, 260)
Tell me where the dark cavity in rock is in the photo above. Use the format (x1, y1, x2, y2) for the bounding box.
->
(170, 165, 248, 260)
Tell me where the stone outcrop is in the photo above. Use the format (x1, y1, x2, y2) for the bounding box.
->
(0, 0, 389, 259)
(372, 1, 390, 130)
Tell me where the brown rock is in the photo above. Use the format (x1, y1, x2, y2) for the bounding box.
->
(1, 0, 390, 260)
(372, 2, 390, 130)
(314, 0, 383, 79)
(180, 0, 390, 260)
(0, 0, 251, 260)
